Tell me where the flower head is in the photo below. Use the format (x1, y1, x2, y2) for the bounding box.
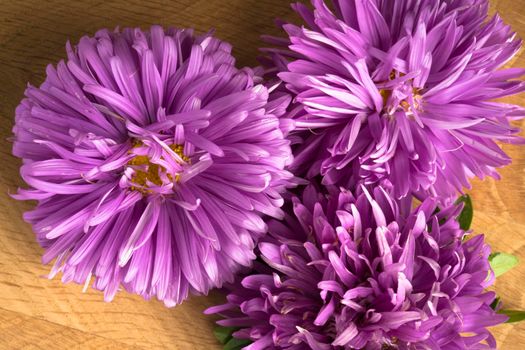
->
(12, 26, 293, 306)
(264, 0, 525, 201)
(207, 185, 506, 349)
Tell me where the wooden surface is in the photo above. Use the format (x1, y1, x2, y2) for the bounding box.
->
(0, 0, 524, 349)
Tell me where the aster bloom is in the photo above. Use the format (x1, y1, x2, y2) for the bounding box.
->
(206, 185, 506, 349)
(12, 26, 294, 306)
(263, 0, 525, 201)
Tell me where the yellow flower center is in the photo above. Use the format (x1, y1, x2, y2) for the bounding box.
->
(380, 88, 392, 107)
(379, 71, 421, 115)
(381, 337, 399, 349)
(127, 141, 189, 193)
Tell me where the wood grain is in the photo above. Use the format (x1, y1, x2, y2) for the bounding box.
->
(0, 0, 524, 349)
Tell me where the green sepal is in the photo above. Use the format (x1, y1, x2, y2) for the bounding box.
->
(223, 337, 252, 350)
(455, 194, 473, 231)
(213, 326, 238, 345)
(490, 296, 502, 310)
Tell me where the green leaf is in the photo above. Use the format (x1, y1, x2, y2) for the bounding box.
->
(213, 326, 238, 345)
(489, 252, 519, 277)
(223, 337, 252, 350)
(455, 194, 473, 231)
(499, 309, 525, 323)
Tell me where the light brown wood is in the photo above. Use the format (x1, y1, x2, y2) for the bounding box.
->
(0, 0, 524, 349)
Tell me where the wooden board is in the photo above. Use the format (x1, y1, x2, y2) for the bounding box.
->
(0, 0, 524, 348)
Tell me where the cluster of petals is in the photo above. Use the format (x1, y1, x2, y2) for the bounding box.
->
(207, 184, 505, 349)
(12, 26, 294, 306)
(263, 0, 525, 201)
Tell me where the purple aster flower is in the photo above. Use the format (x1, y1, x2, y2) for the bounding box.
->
(12, 26, 294, 306)
(262, 0, 525, 201)
(206, 184, 506, 349)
